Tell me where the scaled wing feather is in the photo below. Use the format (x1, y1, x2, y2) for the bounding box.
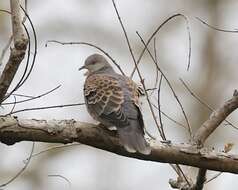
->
(84, 74, 128, 125)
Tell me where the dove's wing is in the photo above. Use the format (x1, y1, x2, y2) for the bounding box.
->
(84, 74, 129, 126)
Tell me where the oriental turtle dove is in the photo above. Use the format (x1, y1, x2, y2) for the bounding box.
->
(79, 54, 151, 155)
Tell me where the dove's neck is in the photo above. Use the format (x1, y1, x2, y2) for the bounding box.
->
(90, 66, 116, 75)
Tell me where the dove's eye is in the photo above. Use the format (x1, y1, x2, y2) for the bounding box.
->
(90, 61, 97, 65)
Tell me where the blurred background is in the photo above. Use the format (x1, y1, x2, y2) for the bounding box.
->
(0, 0, 238, 189)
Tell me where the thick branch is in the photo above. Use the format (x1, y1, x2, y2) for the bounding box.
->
(1, 116, 238, 174)
(194, 92, 238, 146)
(0, 0, 28, 103)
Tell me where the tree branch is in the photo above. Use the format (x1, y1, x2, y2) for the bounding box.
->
(0, 0, 28, 103)
(1, 116, 238, 174)
(194, 91, 238, 146)
(191, 91, 238, 190)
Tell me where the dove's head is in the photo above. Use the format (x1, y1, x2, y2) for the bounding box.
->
(79, 54, 114, 74)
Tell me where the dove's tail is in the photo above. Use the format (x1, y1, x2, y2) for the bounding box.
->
(117, 123, 151, 155)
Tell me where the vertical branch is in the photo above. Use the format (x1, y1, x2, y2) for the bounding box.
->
(193, 168, 207, 190)
(10, 0, 25, 44)
(0, 0, 28, 104)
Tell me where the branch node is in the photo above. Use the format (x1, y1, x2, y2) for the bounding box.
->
(15, 37, 28, 50)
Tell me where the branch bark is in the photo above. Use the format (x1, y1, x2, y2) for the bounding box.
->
(1, 116, 238, 174)
(0, 0, 28, 103)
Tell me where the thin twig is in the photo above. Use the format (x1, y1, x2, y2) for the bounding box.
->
(5, 103, 85, 115)
(157, 75, 166, 138)
(135, 33, 190, 185)
(129, 57, 165, 139)
(48, 174, 71, 189)
(46, 40, 125, 76)
(144, 128, 157, 140)
(11, 93, 35, 98)
(130, 14, 191, 77)
(177, 165, 192, 187)
(185, 16, 192, 71)
(105, 0, 165, 139)
(180, 78, 238, 130)
(111, 0, 137, 67)
(205, 172, 222, 184)
(3, 85, 61, 105)
(196, 17, 238, 33)
(9, 95, 17, 114)
(0, 142, 35, 187)
(136, 32, 192, 137)
(134, 66, 165, 139)
(16, 6, 37, 89)
(149, 38, 160, 96)
(126, 34, 165, 139)
(25, 144, 80, 160)
(0, 9, 11, 14)
(151, 102, 187, 128)
(138, 35, 193, 188)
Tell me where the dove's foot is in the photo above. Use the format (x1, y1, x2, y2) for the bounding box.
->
(97, 123, 116, 130)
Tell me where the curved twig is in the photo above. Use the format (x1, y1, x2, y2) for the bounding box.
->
(136, 32, 192, 137)
(180, 78, 238, 130)
(196, 17, 238, 33)
(46, 40, 125, 76)
(0, 142, 35, 188)
(130, 13, 192, 77)
(48, 174, 71, 189)
(5, 103, 85, 115)
(2, 85, 61, 105)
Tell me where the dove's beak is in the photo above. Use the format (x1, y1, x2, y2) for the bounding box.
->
(78, 65, 86, 71)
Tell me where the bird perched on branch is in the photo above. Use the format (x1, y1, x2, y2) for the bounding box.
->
(79, 54, 151, 155)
